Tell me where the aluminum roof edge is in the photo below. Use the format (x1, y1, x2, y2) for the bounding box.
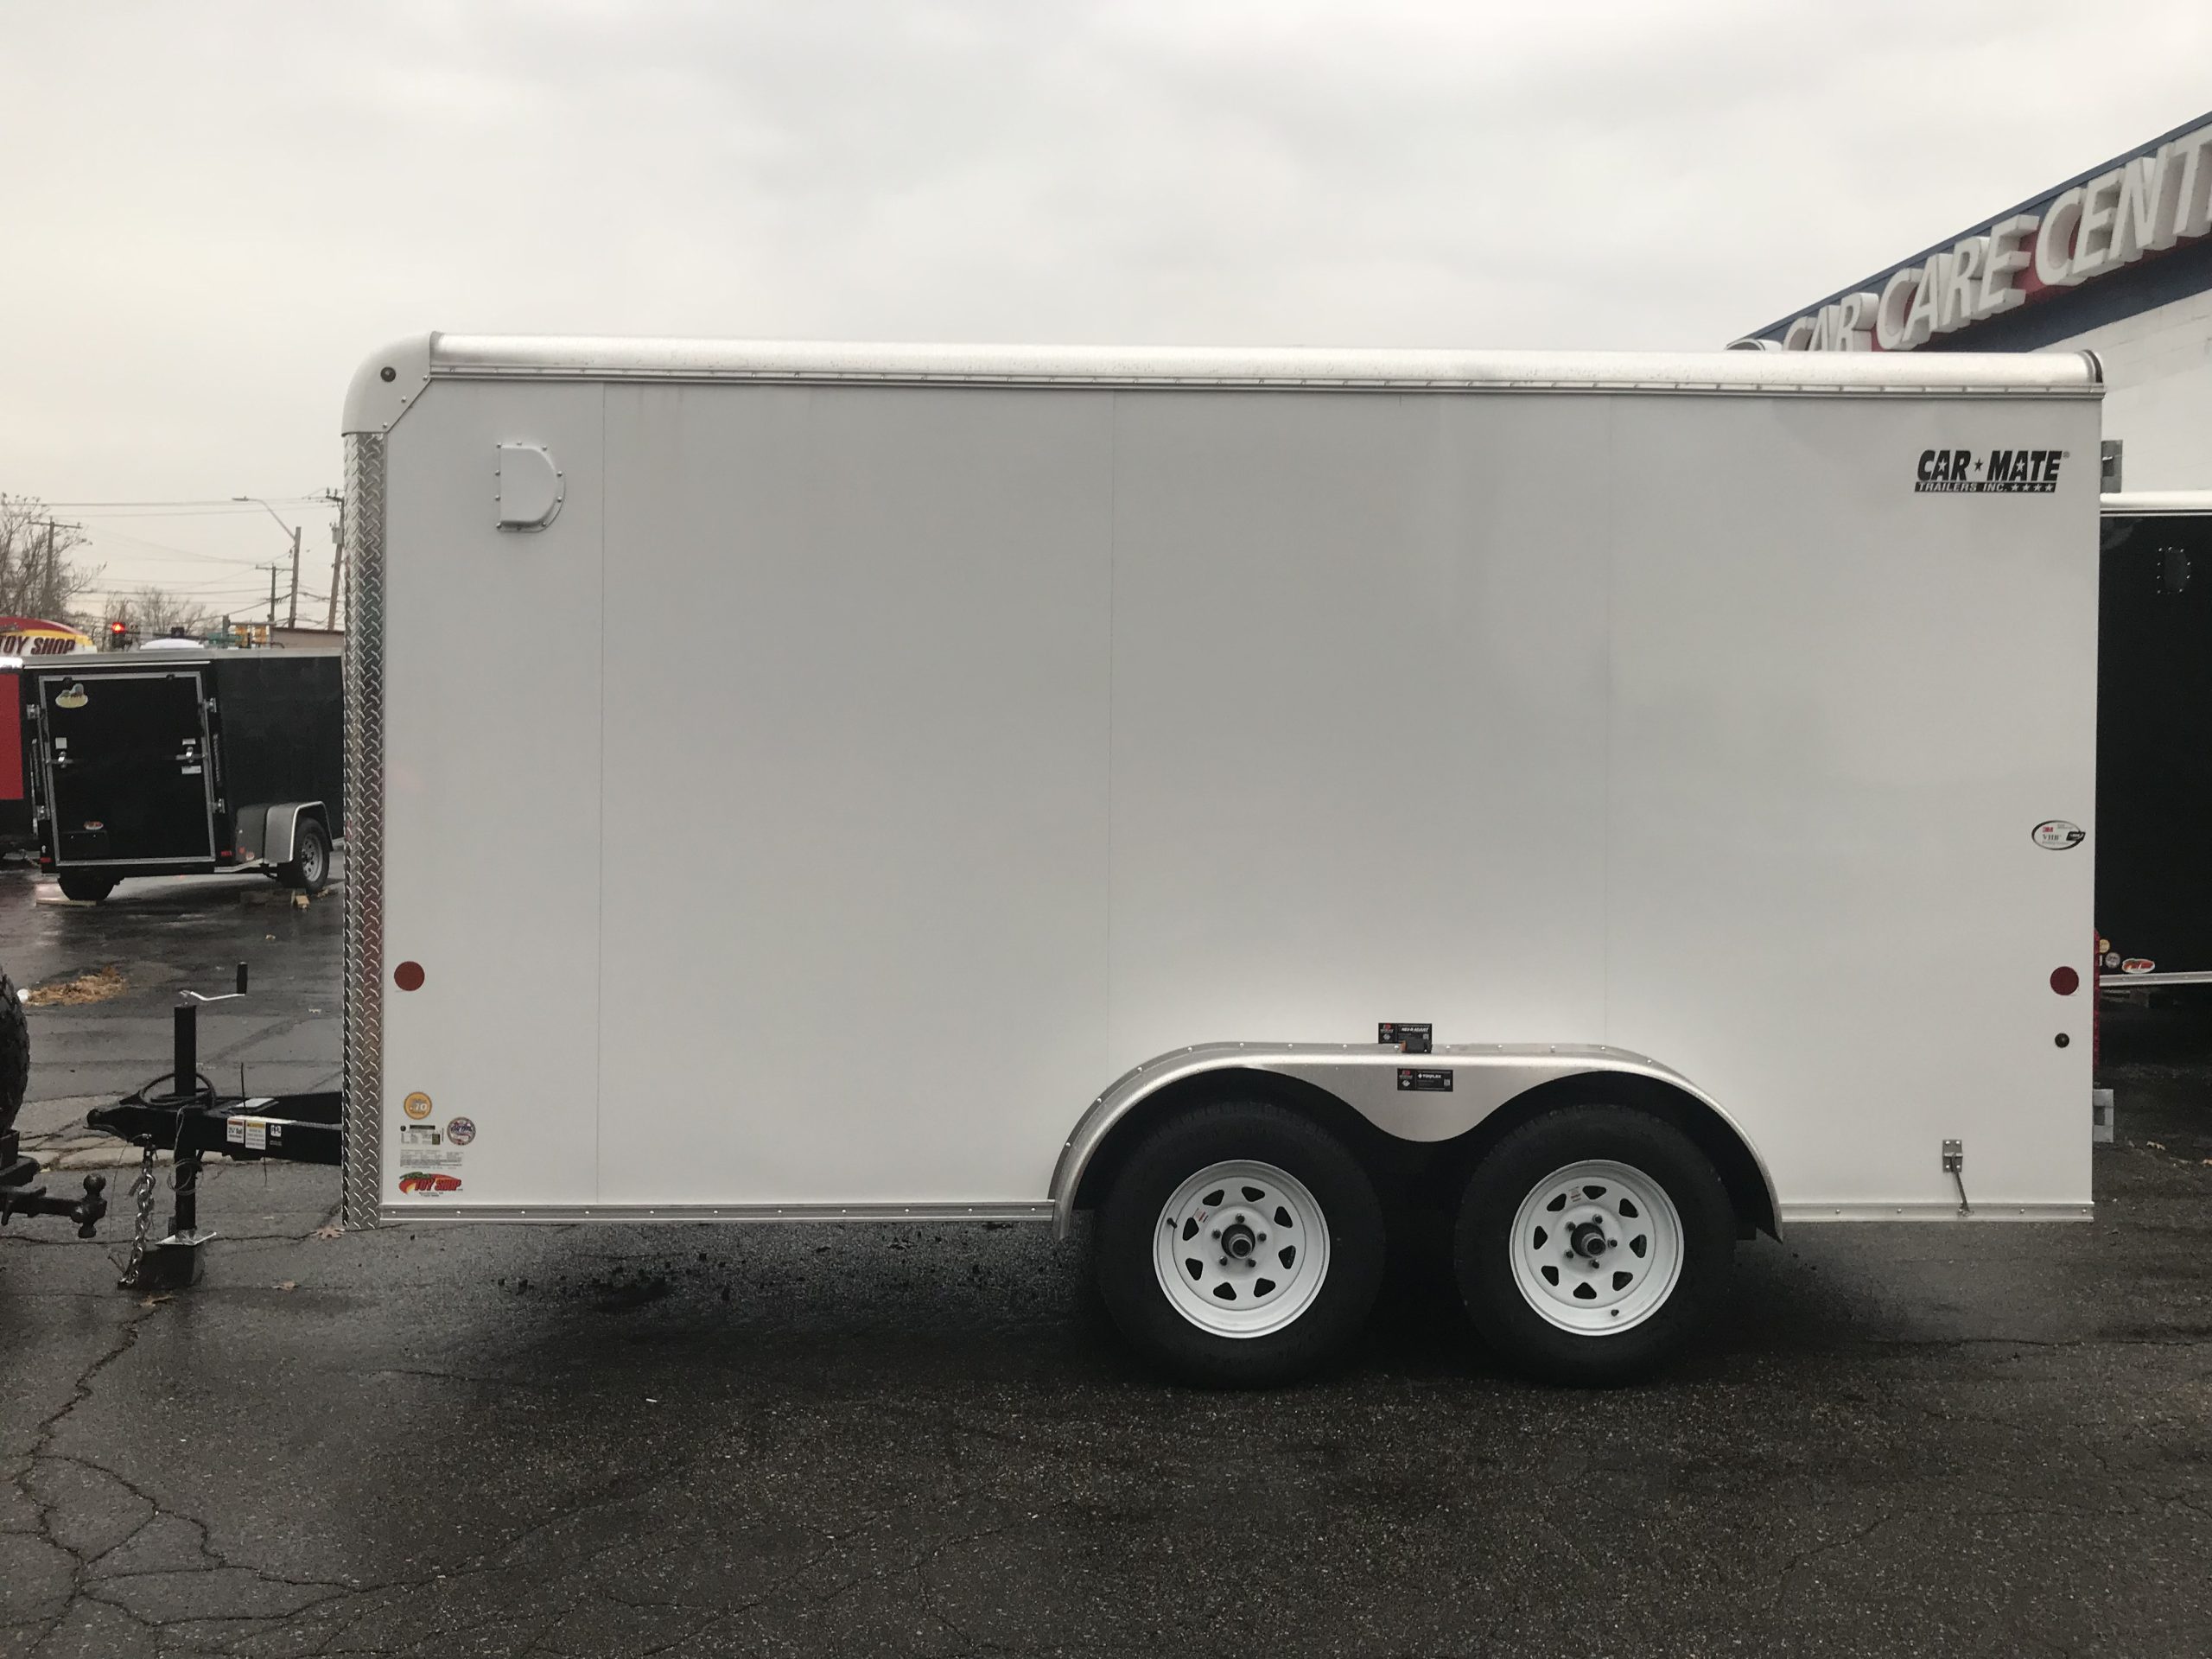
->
(390, 334, 2101, 397)
(2103, 491, 2212, 516)
(341, 334, 437, 435)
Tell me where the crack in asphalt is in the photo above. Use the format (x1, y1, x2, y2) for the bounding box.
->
(1764, 1509, 1900, 1616)
(2, 1194, 377, 1656)
(11, 1297, 159, 1651)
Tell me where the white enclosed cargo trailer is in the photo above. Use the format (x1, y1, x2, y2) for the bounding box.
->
(337, 336, 2102, 1384)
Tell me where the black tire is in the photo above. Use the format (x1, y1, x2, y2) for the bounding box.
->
(1096, 1101, 1386, 1389)
(1453, 1106, 1734, 1387)
(279, 818, 331, 893)
(0, 965, 26, 1139)
(56, 873, 117, 904)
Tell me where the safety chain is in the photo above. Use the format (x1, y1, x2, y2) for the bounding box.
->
(117, 1142, 159, 1289)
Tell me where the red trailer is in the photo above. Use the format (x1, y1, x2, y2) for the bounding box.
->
(0, 620, 94, 855)
(2, 656, 28, 853)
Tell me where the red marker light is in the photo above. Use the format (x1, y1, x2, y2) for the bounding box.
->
(2050, 966, 2080, 995)
(393, 961, 425, 991)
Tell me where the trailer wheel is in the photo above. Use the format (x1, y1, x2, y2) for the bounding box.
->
(56, 874, 117, 904)
(0, 965, 26, 1138)
(280, 819, 331, 893)
(1096, 1101, 1385, 1388)
(1454, 1106, 1734, 1386)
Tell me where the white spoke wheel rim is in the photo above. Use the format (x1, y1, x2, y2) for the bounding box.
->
(1153, 1159, 1330, 1339)
(1508, 1159, 1683, 1336)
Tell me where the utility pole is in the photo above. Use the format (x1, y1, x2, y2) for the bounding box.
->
(324, 488, 344, 632)
(234, 496, 304, 632)
(286, 524, 302, 629)
(35, 518, 81, 617)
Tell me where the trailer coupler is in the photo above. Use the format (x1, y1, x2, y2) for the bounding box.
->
(0, 1132, 109, 1236)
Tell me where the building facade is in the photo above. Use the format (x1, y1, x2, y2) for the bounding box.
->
(1734, 111, 2212, 493)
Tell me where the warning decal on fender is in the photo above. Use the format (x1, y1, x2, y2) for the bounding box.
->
(1397, 1068, 1452, 1092)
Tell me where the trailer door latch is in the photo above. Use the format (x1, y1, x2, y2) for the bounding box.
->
(1942, 1138, 1969, 1214)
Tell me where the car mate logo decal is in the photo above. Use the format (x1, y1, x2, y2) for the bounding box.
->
(1916, 448, 2066, 493)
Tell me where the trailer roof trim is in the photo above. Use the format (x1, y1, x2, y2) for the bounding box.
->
(2102, 491, 2212, 517)
(343, 333, 2101, 430)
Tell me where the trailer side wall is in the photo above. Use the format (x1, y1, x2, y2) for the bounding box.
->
(368, 359, 2099, 1220)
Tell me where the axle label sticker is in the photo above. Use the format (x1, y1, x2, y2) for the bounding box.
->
(1397, 1068, 1453, 1093)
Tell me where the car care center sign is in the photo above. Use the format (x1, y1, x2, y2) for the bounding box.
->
(1745, 117, 2212, 353)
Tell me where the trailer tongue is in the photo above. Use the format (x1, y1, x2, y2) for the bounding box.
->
(1, 962, 340, 1287)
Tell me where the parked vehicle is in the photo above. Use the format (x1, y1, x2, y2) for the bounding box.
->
(305, 334, 2102, 1385)
(19, 650, 341, 903)
(2096, 492, 2212, 988)
(6, 337, 2108, 1389)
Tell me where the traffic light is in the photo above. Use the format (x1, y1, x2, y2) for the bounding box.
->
(106, 620, 134, 651)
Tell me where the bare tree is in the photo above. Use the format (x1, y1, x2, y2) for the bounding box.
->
(106, 587, 219, 640)
(0, 494, 102, 618)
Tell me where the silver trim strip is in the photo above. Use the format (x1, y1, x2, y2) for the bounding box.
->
(1046, 1040, 1783, 1240)
(2101, 491, 2212, 517)
(340, 432, 386, 1230)
(377, 1202, 1055, 1225)
(417, 335, 2104, 399)
(1783, 1203, 2091, 1223)
(2101, 970, 2212, 988)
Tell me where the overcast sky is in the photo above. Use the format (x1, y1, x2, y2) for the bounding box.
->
(4, 0, 2209, 616)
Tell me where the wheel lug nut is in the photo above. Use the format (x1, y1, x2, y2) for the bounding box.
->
(1211, 1229, 1220, 1238)
(1218, 1256, 1228, 1267)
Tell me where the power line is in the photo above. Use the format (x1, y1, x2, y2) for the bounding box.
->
(78, 526, 266, 565)
(32, 496, 333, 509)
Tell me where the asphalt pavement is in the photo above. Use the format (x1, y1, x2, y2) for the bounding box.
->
(3, 866, 2211, 1657)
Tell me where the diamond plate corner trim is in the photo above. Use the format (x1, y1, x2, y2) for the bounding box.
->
(341, 431, 387, 1230)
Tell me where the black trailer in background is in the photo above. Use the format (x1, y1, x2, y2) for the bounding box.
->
(2098, 498, 2212, 987)
(19, 650, 341, 903)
